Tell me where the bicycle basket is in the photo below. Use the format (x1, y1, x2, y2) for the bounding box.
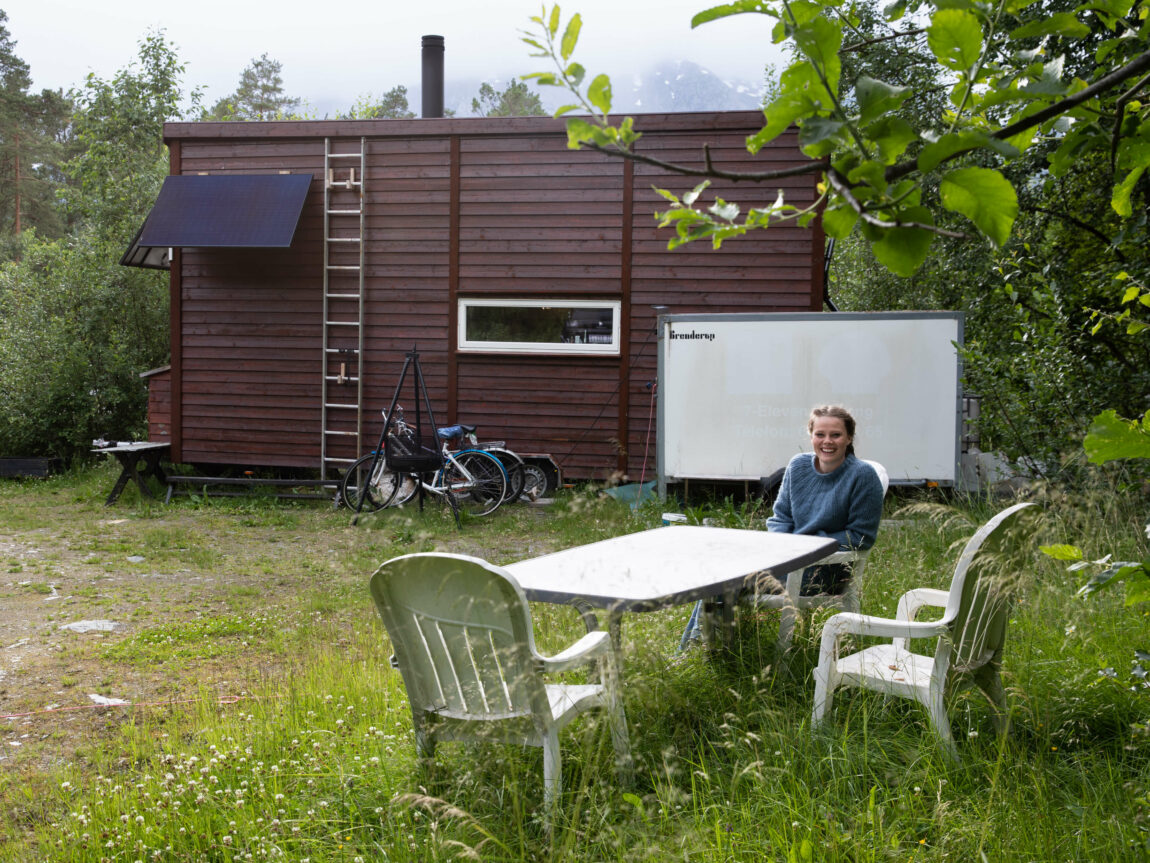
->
(385, 444, 442, 472)
(384, 423, 442, 472)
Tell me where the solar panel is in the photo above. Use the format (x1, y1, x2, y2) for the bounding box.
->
(122, 174, 314, 269)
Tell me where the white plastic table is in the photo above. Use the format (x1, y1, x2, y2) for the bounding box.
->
(505, 525, 837, 651)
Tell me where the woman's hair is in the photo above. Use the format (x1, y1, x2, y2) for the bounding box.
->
(808, 404, 856, 456)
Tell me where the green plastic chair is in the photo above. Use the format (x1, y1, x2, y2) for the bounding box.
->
(369, 552, 631, 823)
(811, 501, 1036, 754)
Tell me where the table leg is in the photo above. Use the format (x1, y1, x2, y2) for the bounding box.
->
(699, 589, 740, 652)
(105, 452, 168, 506)
(606, 610, 623, 658)
(104, 463, 133, 506)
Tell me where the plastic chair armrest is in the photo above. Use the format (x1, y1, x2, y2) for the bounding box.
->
(820, 549, 866, 566)
(895, 588, 950, 621)
(817, 610, 949, 662)
(537, 629, 611, 673)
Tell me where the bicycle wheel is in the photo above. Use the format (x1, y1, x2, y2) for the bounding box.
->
(340, 454, 406, 511)
(520, 463, 549, 501)
(442, 450, 507, 517)
(487, 447, 526, 503)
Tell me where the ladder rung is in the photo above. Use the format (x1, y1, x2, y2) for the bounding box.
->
(326, 321, 358, 328)
(323, 431, 359, 438)
(325, 348, 360, 354)
(325, 292, 360, 299)
(326, 265, 361, 271)
(326, 182, 362, 190)
(324, 375, 360, 383)
(326, 209, 362, 215)
(327, 153, 363, 159)
(326, 237, 361, 243)
(325, 402, 360, 410)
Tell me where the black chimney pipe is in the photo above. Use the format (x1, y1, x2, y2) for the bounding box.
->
(421, 35, 445, 119)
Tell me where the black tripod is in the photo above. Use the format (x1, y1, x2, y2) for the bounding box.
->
(351, 349, 457, 525)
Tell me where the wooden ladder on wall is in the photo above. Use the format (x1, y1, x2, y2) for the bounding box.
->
(320, 137, 367, 481)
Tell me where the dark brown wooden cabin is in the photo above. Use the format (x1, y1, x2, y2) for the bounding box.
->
(137, 111, 823, 482)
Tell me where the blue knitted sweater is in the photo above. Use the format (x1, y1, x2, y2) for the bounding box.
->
(766, 453, 884, 551)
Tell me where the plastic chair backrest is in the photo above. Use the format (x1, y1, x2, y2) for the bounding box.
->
(863, 459, 890, 496)
(943, 502, 1035, 672)
(370, 553, 547, 721)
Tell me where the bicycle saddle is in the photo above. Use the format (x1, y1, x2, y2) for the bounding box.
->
(437, 424, 477, 440)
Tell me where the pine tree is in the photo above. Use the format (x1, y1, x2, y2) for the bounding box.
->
(205, 53, 300, 120)
(471, 80, 545, 117)
(0, 10, 71, 251)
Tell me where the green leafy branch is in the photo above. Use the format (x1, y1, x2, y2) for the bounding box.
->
(1088, 273, 1150, 337)
(522, 1, 1150, 274)
(1041, 409, 1150, 605)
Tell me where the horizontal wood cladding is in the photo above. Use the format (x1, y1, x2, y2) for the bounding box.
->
(456, 357, 622, 480)
(146, 371, 172, 441)
(161, 112, 819, 473)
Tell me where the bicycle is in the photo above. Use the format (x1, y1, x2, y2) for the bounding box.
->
(341, 414, 508, 518)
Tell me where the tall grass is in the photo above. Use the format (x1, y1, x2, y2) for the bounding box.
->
(1, 466, 1148, 859)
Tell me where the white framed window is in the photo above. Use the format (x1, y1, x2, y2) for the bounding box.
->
(457, 299, 621, 355)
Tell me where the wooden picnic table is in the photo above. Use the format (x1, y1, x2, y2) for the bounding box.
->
(92, 442, 170, 505)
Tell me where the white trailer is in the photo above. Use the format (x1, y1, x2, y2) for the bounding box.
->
(656, 312, 964, 494)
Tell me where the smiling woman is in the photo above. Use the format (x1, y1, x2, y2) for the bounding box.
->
(765, 404, 885, 594)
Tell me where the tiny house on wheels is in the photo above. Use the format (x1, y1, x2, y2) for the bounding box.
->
(125, 109, 823, 484)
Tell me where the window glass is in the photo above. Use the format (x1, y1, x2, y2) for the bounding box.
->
(458, 300, 620, 354)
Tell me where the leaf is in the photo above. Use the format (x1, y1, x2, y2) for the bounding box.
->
(682, 181, 711, 206)
(1041, 544, 1085, 561)
(939, 167, 1017, 246)
(798, 116, 844, 156)
(560, 13, 582, 61)
(548, 4, 561, 37)
(821, 204, 859, 239)
(867, 116, 917, 164)
(523, 72, 558, 86)
(692, 1, 772, 28)
(867, 206, 935, 276)
(928, 9, 984, 72)
(1123, 565, 1150, 606)
(1009, 13, 1090, 39)
(793, 17, 844, 89)
(855, 76, 911, 127)
(1112, 165, 1145, 218)
(564, 117, 598, 149)
(918, 131, 988, 172)
(709, 199, 740, 221)
(1084, 410, 1150, 464)
(752, 94, 808, 152)
(587, 74, 613, 115)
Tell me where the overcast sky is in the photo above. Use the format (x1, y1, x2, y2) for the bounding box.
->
(3, 0, 782, 115)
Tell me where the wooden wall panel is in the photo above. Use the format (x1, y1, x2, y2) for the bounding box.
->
(456, 358, 622, 480)
(160, 113, 820, 477)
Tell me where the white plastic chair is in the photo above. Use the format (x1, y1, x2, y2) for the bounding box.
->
(369, 552, 631, 825)
(810, 502, 1036, 754)
(753, 460, 889, 652)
